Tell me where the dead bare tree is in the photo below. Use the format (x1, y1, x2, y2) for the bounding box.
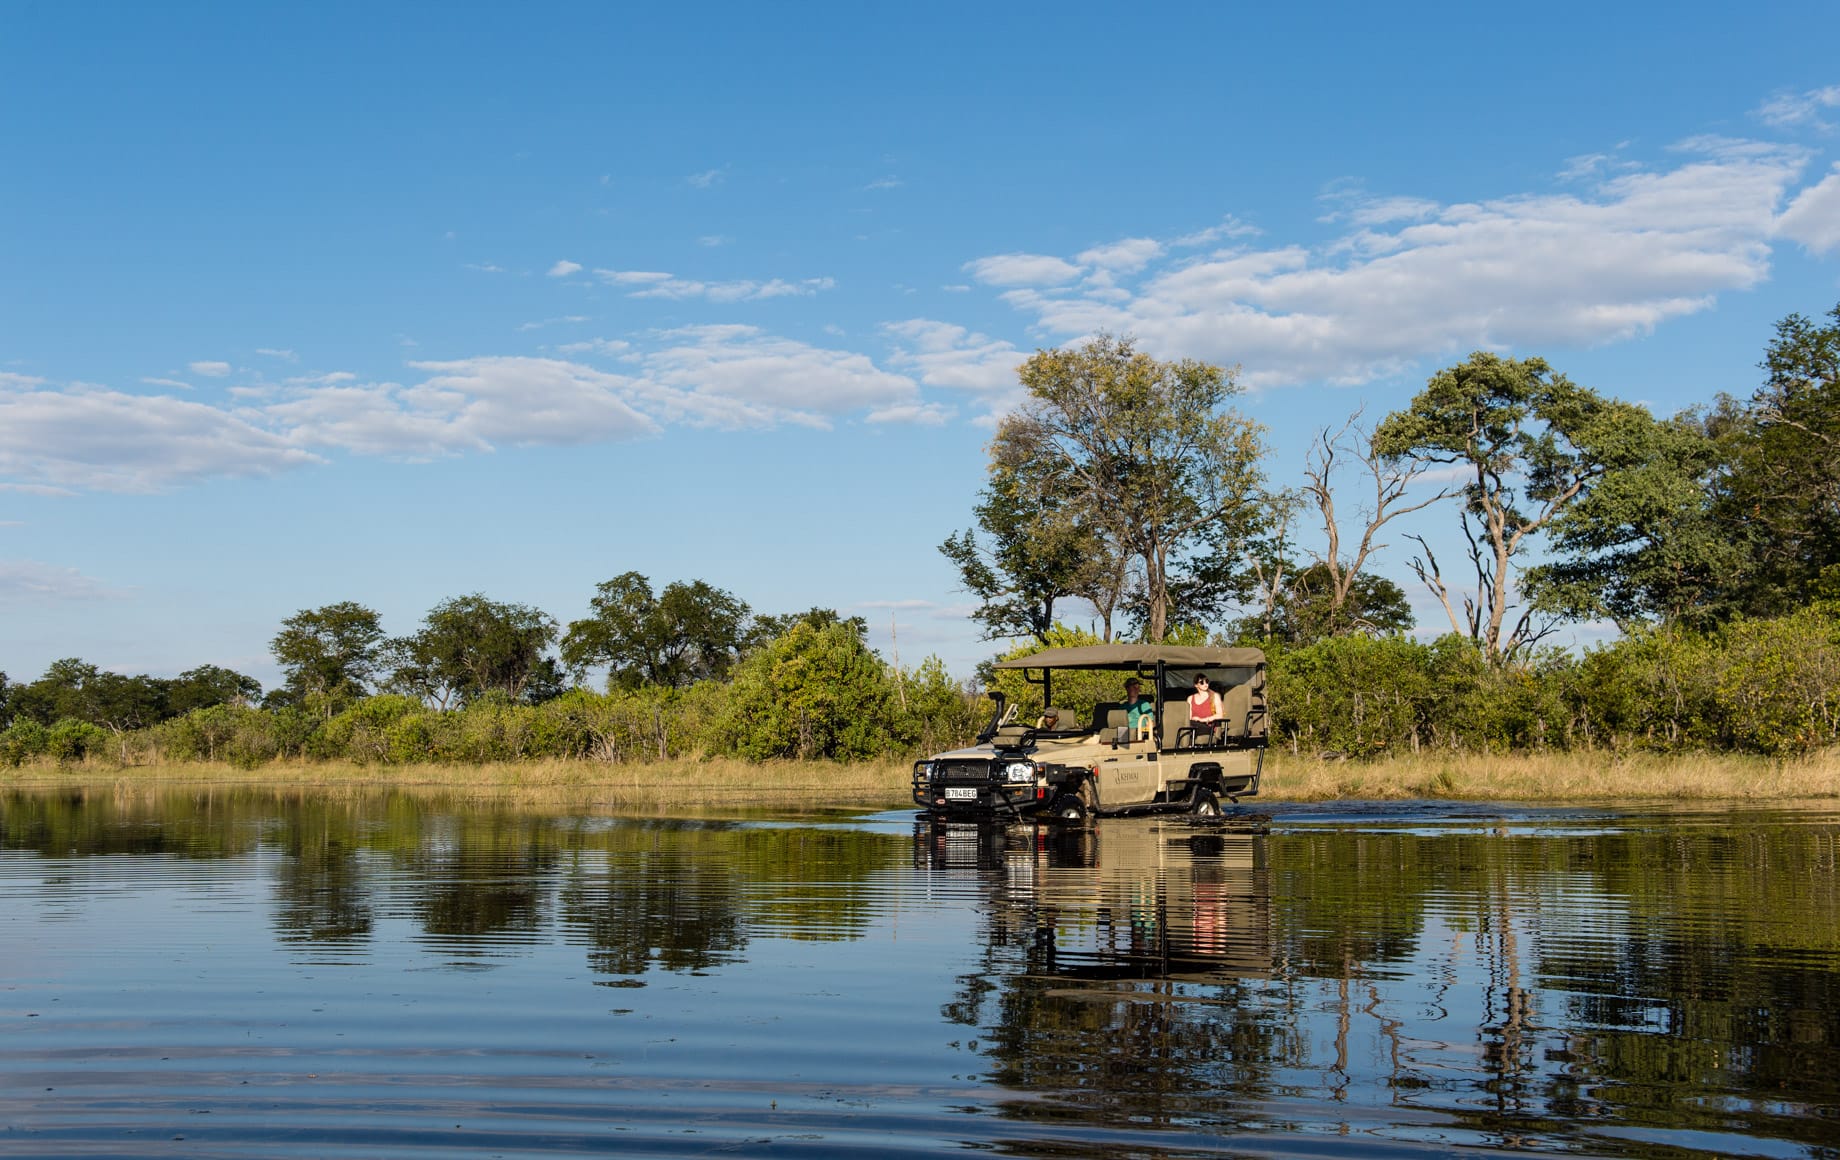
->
(1303, 412, 1452, 634)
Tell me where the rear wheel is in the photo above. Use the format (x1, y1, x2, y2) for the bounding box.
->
(1052, 788, 1091, 825)
(1189, 787, 1221, 817)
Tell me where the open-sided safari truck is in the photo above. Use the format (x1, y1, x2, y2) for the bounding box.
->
(912, 644, 1267, 822)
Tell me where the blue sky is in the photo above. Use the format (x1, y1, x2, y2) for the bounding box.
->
(4, 1, 1840, 688)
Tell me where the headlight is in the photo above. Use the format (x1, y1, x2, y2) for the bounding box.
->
(914, 761, 936, 778)
(1004, 761, 1035, 783)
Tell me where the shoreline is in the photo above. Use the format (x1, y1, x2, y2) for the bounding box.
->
(3, 748, 1836, 810)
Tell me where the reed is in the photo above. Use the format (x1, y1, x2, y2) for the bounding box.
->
(1, 757, 918, 812)
(5, 748, 1835, 808)
(1260, 747, 1840, 802)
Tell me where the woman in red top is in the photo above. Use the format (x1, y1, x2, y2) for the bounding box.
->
(1188, 675, 1222, 735)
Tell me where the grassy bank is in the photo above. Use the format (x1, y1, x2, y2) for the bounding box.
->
(4, 748, 1838, 809)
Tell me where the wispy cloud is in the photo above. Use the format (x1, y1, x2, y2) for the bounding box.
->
(141, 377, 193, 390)
(1756, 85, 1840, 130)
(969, 136, 1815, 388)
(0, 558, 118, 604)
(464, 262, 509, 274)
(687, 167, 726, 189)
(962, 253, 1081, 287)
(517, 315, 591, 332)
(255, 348, 298, 362)
(593, 268, 836, 302)
(188, 361, 232, 378)
(547, 259, 583, 277)
(864, 176, 903, 191)
(0, 378, 321, 492)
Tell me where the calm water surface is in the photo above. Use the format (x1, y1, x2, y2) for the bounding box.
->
(2, 789, 1837, 1158)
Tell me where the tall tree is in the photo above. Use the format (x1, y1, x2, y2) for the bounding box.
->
(1374, 352, 1653, 661)
(939, 444, 1118, 643)
(1523, 411, 1746, 630)
(561, 573, 751, 690)
(166, 665, 262, 714)
(389, 594, 558, 706)
(992, 334, 1268, 641)
(1714, 302, 1840, 613)
(270, 602, 385, 713)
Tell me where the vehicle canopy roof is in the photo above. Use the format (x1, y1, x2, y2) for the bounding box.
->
(991, 644, 1265, 671)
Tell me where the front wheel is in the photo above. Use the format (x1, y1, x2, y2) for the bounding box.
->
(1189, 787, 1221, 817)
(1051, 791, 1090, 825)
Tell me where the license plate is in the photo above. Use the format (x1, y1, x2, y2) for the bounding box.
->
(944, 787, 978, 801)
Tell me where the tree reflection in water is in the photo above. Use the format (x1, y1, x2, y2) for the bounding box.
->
(918, 812, 1840, 1153)
(3, 788, 1838, 1157)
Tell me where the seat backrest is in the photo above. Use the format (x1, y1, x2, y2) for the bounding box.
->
(1159, 698, 1190, 749)
(1219, 682, 1252, 738)
(1089, 702, 1120, 732)
(1104, 708, 1129, 730)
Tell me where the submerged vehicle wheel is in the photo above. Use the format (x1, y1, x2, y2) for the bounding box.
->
(1189, 787, 1221, 817)
(1051, 792, 1090, 824)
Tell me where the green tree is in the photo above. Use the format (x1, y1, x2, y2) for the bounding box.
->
(720, 620, 896, 761)
(1713, 302, 1840, 614)
(166, 664, 262, 714)
(389, 593, 558, 706)
(940, 440, 1120, 643)
(270, 601, 386, 714)
(747, 606, 868, 647)
(1524, 411, 1745, 630)
(561, 573, 751, 690)
(1374, 353, 1655, 661)
(993, 334, 1269, 642)
(1254, 563, 1414, 646)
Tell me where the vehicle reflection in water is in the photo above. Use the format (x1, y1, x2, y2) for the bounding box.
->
(916, 816, 1272, 983)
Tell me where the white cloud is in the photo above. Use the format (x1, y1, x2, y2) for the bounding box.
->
(255, 348, 298, 362)
(0, 380, 321, 492)
(1173, 217, 1260, 247)
(687, 168, 725, 189)
(0, 558, 117, 603)
(963, 252, 1082, 287)
(697, 235, 732, 247)
(1778, 163, 1840, 253)
(547, 259, 583, 277)
(638, 326, 917, 429)
(1077, 237, 1164, 272)
(882, 319, 1027, 417)
(271, 358, 661, 457)
(188, 361, 232, 378)
(1757, 85, 1840, 130)
(556, 338, 635, 358)
(141, 377, 193, 390)
(978, 138, 1813, 388)
(593, 268, 835, 302)
(463, 263, 509, 274)
(517, 315, 591, 331)
(864, 176, 903, 191)
(865, 402, 951, 425)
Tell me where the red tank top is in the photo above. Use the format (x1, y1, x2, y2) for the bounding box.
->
(1189, 690, 1215, 719)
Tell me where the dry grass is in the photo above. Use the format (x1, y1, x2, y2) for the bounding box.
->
(1261, 747, 1840, 803)
(2, 757, 918, 813)
(7, 748, 1837, 809)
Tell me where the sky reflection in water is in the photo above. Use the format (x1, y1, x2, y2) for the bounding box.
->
(1, 789, 1836, 1159)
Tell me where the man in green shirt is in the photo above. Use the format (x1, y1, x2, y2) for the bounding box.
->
(1123, 678, 1155, 731)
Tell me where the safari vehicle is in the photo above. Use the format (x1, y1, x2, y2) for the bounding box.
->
(912, 645, 1267, 822)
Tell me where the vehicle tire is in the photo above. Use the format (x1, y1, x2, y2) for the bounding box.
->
(1051, 792, 1090, 825)
(1189, 787, 1221, 817)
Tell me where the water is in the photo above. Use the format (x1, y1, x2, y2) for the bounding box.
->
(2, 789, 1837, 1158)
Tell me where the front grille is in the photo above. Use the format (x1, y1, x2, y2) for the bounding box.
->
(936, 759, 993, 781)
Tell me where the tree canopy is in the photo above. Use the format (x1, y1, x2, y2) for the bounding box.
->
(965, 334, 1269, 643)
(561, 573, 752, 690)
